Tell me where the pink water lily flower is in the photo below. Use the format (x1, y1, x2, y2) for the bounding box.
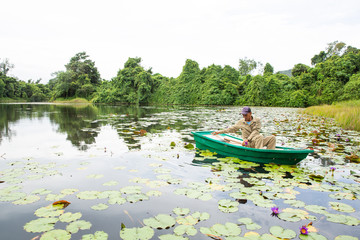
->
(300, 225, 308, 235)
(271, 207, 279, 215)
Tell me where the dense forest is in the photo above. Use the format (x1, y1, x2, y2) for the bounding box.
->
(1, 41, 359, 107)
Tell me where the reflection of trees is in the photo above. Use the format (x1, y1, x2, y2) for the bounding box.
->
(48, 104, 100, 151)
(0, 104, 19, 143)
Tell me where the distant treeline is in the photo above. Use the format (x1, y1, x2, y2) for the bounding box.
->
(1, 41, 359, 107)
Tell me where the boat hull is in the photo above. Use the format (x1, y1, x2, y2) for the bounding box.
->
(192, 131, 313, 165)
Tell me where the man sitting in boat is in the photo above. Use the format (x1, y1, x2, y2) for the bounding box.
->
(212, 106, 276, 149)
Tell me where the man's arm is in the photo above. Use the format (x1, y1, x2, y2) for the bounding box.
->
(212, 121, 242, 135)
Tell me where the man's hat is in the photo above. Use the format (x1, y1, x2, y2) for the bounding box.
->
(241, 106, 251, 115)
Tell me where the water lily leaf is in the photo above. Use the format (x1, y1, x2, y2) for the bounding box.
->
(0, 192, 27, 202)
(59, 212, 82, 223)
(278, 212, 302, 222)
(325, 213, 360, 226)
(81, 231, 109, 240)
(260, 233, 279, 240)
(329, 202, 355, 212)
(35, 205, 64, 217)
(200, 222, 241, 237)
(13, 195, 40, 205)
(143, 214, 176, 229)
(127, 193, 149, 203)
(167, 178, 182, 185)
(146, 190, 162, 197)
(156, 174, 172, 180)
(176, 215, 198, 225)
(27, 174, 43, 180)
(52, 200, 71, 208)
(108, 195, 126, 205)
(91, 203, 109, 211)
(299, 232, 328, 240)
(334, 236, 358, 240)
(103, 181, 119, 186)
(173, 208, 190, 216)
(40, 229, 71, 240)
(66, 220, 92, 233)
(77, 191, 99, 200)
(32, 188, 52, 195)
(46, 193, 66, 202)
(87, 174, 104, 179)
(192, 211, 210, 221)
(218, 199, 239, 213)
(284, 200, 306, 208)
(60, 188, 78, 195)
(121, 186, 143, 195)
(305, 205, 328, 215)
(120, 226, 154, 240)
(269, 226, 296, 239)
(174, 225, 197, 236)
(184, 143, 194, 149)
(237, 218, 261, 230)
(159, 234, 188, 240)
(24, 218, 58, 233)
(329, 192, 356, 200)
(114, 166, 126, 170)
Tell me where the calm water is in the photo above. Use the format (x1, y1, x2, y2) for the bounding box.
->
(0, 103, 359, 239)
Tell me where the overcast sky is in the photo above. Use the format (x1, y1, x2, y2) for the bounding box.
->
(1, 0, 359, 83)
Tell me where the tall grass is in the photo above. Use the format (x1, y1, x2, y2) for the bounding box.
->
(303, 100, 360, 131)
(52, 98, 90, 103)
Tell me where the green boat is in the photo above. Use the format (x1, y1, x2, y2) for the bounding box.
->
(191, 131, 313, 165)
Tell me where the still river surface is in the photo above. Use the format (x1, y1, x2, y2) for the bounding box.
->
(0, 103, 359, 239)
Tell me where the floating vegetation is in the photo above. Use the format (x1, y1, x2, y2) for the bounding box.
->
(1, 105, 360, 240)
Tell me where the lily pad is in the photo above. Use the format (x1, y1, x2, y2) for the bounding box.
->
(146, 190, 162, 197)
(334, 236, 358, 240)
(103, 181, 119, 186)
(66, 220, 92, 233)
(81, 231, 109, 240)
(200, 222, 241, 237)
(143, 214, 176, 229)
(77, 191, 99, 200)
(329, 202, 355, 212)
(305, 205, 328, 215)
(299, 232, 328, 240)
(13, 195, 40, 205)
(218, 199, 239, 213)
(127, 193, 149, 203)
(237, 218, 261, 230)
(159, 234, 188, 240)
(120, 226, 154, 240)
(269, 226, 296, 239)
(59, 212, 82, 223)
(35, 205, 64, 218)
(325, 213, 360, 226)
(173, 208, 191, 216)
(40, 229, 71, 240)
(284, 200, 306, 208)
(32, 188, 52, 195)
(60, 188, 79, 195)
(91, 203, 109, 211)
(24, 218, 58, 233)
(121, 186, 143, 195)
(174, 225, 197, 236)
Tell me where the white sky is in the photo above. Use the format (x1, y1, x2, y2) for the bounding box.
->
(1, 0, 360, 83)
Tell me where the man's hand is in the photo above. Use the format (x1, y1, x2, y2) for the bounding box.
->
(242, 139, 249, 146)
(212, 131, 220, 135)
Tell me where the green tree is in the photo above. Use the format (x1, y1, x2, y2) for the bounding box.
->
(238, 58, 257, 76)
(291, 63, 309, 77)
(263, 63, 274, 75)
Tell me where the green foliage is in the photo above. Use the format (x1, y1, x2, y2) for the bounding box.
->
(1, 41, 360, 107)
(264, 63, 274, 75)
(292, 63, 309, 77)
(51, 52, 100, 100)
(238, 57, 257, 76)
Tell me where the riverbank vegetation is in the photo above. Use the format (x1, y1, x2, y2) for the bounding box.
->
(1, 41, 359, 108)
(303, 100, 360, 131)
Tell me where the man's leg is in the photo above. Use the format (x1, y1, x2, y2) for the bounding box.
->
(251, 135, 264, 149)
(263, 135, 276, 149)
